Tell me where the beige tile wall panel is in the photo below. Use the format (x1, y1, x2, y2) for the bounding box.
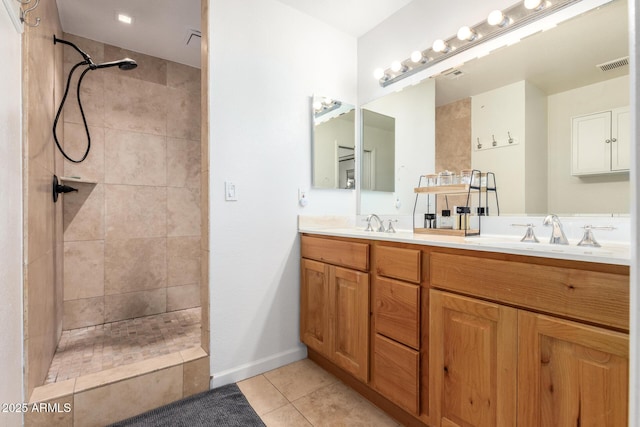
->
(62, 183, 105, 241)
(104, 75, 167, 136)
(167, 187, 201, 236)
(62, 123, 105, 182)
(63, 240, 104, 300)
(167, 284, 201, 312)
(167, 137, 201, 188)
(104, 185, 167, 239)
(63, 297, 104, 330)
(168, 236, 201, 287)
(104, 129, 167, 186)
(104, 288, 167, 323)
(167, 87, 201, 140)
(103, 45, 168, 85)
(104, 237, 167, 294)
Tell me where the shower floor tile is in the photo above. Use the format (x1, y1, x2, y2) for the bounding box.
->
(45, 308, 201, 384)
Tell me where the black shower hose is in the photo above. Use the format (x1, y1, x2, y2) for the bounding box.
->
(52, 60, 93, 163)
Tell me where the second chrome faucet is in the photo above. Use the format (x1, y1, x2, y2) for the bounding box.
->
(542, 214, 569, 245)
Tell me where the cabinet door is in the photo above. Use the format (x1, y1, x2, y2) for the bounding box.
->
(430, 290, 517, 427)
(571, 111, 611, 175)
(300, 259, 330, 355)
(518, 311, 628, 427)
(611, 106, 630, 171)
(330, 266, 369, 382)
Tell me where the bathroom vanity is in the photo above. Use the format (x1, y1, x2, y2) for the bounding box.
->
(299, 229, 629, 427)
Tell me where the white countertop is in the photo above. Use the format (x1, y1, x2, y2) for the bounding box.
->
(298, 224, 630, 266)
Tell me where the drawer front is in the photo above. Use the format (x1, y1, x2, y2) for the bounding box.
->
(373, 334, 420, 415)
(375, 245, 421, 283)
(430, 252, 629, 330)
(374, 277, 420, 349)
(301, 235, 369, 271)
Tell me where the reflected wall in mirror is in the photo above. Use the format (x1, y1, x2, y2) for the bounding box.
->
(360, 79, 435, 215)
(360, 0, 629, 215)
(361, 109, 395, 191)
(311, 95, 356, 189)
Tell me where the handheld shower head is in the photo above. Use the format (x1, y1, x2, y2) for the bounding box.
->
(91, 58, 138, 71)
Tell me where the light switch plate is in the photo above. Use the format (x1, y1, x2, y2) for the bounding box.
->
(225, 181, 237, 201)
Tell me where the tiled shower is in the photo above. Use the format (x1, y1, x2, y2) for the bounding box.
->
(60, 34, 202, 330)
(21, 0, 209, 411)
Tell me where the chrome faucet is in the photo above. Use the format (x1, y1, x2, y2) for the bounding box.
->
(542, 214, 569, 245)
(365, 214, 385, 232)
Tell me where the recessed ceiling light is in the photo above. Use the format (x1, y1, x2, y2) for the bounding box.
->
(117, 13, 133, 24)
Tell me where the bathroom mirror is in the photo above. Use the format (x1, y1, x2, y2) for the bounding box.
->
(311, 95, 356, 189)
(360, 0, 629, 215)
(361, 109, 395, 192)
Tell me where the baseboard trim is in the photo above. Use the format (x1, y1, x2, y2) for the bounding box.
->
(210, 346, 307, 388)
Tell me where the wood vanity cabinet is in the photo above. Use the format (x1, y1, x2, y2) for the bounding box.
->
(429, 250, 629, 427)
(300, 235, 369, 382)
(300, 233, 629, 427)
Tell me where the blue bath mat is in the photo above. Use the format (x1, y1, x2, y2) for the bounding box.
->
(107, 383, 265, 427)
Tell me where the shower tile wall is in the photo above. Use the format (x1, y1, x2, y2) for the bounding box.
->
(22, 0, 65, 397)
(61, 34, 201, 329)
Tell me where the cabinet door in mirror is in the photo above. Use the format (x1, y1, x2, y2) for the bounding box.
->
(362, 109, 395, 192)
(311, 95, 356, 190)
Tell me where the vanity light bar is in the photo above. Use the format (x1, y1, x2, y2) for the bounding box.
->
(375, 0, 582, 87)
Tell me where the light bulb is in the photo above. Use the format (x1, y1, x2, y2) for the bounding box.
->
(488, 10, 508, 26)
(524, 0, 543, 9)
(312, 101, 322, 111)
(373, 68, 385, 80)
(457, 26, 476, 41)
(411, 50, 424, 63)
(432, 39, 449, 53)
(391, 61, 403, 72)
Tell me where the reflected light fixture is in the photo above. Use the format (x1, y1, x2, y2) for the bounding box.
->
(487, 9, 509, 26)
(373, 68, 386, 80)
(373, 0, 588, 88)
(391, 60, 408, 73)
(524, 0, 545, 9)
(432, 39, 450, 53)
(411, 50, 426, 63)
(457, 26, 477, 41)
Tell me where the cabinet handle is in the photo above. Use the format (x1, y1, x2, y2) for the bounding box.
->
(611, 138, 617, 143)
(605, 139, 611, 143)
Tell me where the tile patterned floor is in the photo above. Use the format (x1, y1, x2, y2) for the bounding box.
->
(238, 359, 402, 427)
(45, 308, 201, 384)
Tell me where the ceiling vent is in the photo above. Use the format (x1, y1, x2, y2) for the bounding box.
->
(596, 56, 629, 72)
(184, 28, 201, 47)
(444, 69, 465, 80)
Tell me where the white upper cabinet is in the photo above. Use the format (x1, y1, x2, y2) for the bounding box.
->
(571, 107, 630, 175)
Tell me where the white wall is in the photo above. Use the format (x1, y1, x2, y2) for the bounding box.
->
(209, 0, 357, 385)
(472, 81, 527, 214)
(0, 7, 23, 427)
(547, 75, 630, 214)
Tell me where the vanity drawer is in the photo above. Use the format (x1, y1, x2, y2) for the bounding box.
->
(375, 245, 421, 283)
(301, 235, 369, 271)
(374, 277, 420, 349)
(430, 252, 629, 330)
(373, 334, 420, 415)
